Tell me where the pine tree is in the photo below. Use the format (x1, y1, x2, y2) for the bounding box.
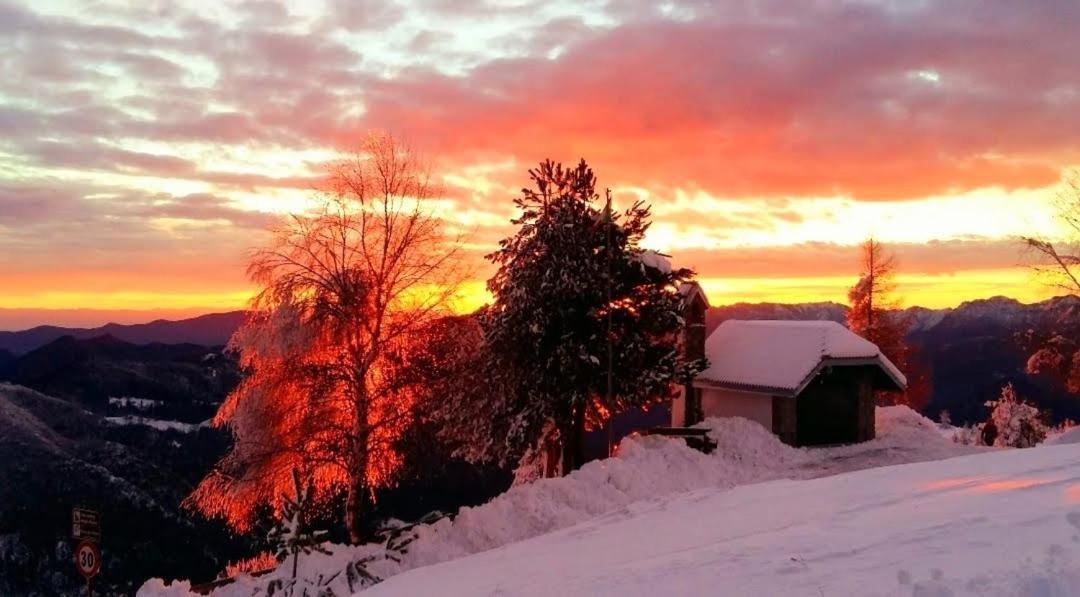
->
(847, 238, 912, 404)
(481, 159, 703, 474)
(267, 469, 330, 580)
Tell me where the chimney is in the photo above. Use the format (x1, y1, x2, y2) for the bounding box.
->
(678, 282, 708, 425)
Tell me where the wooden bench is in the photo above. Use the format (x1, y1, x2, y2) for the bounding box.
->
(642, 427, 717, 454)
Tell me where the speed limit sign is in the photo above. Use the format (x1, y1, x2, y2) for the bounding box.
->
(75, 540, 101, 579)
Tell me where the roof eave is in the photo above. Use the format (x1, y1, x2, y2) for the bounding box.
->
(694, 355, 907, 398)
(692, 378, 796, 398)
(792, 356, 907, 395)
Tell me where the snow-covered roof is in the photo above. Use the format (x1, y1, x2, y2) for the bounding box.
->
(636, 250, 672, 274)
(678, 282, 709, 309)
(695, 320, 907, 396)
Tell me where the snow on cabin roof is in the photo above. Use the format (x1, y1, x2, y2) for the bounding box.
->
(695, 320, 907, 396)
(636, 250, 672, 274)
(678, 282, 709, 308)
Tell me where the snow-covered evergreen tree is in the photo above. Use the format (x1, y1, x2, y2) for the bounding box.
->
(267, 470, 330, 580)
(986, 384, 1047, 448)
(480, 159, 703, 474)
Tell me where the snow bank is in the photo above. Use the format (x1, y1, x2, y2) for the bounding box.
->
(363, 443, 1080, 597)
(1046, 426, 1080, 445)
(139, 407, 981, 596)
(804, 405, 988, 475)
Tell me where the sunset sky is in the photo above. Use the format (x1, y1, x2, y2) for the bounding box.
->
(1, 0, 1079, 329)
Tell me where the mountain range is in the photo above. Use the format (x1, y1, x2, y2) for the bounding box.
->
(0, 311, 247, 356)
(704, 294, 1078, 336)
(3, 295, 1076, 356)
(3, 295, 1077, 427)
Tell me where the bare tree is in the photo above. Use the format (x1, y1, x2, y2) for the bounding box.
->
(1023, 170, 1080, 294)
(186, 133, 465, 543)
(1021, 170, 1080, 395)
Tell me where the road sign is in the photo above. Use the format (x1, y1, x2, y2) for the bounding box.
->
(72, 508, 101, 542)
(75, 540, 101, 579)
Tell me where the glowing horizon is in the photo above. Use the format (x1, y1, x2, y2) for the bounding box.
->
(0, 264, 1063, 331)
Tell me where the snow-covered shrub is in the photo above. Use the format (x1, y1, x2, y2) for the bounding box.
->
(951, 424, 984, 446)
(985, 384, 1047, 448)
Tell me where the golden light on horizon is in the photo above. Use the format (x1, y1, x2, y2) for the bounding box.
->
(697, 268, 1056, 310)
(0, 265, 1059, 320)
(0, 290, 257, 312)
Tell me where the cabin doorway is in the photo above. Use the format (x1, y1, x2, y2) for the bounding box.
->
(796, 369, 860, 446)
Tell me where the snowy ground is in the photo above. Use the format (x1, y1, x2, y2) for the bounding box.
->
(105, 415, 208, 432)
(142, 407, 1013, 596)
(366, 443, 1080, 597)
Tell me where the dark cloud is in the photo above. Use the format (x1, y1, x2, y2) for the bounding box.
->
(0, 180, 273, 274)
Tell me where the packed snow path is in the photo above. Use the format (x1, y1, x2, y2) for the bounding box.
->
(368, 444, 1080, 596)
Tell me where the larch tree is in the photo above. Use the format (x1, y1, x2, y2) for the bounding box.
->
(1022, 170, 1080, 395)
(480, 159, 703, 475)
(186, 133, 463, 544)
(846, 238, 912, 404)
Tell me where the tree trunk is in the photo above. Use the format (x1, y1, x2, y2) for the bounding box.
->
(346, 397, 372, 544)
(345, 460, 372, 544)
(560, 400, 588, 475)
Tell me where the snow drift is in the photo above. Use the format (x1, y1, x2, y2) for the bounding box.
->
(1047, 426, 1080, 446)
(141, 407, 983, 596)
(366, 442, 1080, 597)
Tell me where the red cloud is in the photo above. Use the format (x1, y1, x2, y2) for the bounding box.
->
(351, 9, 1080, 199)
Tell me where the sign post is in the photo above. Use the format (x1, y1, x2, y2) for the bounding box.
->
(72, 508, 101, 596)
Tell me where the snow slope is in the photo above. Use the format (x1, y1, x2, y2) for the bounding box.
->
(1048, 426, 1080, 446)
(142, 407, 988, 596)
(368, 443, 1080, 597)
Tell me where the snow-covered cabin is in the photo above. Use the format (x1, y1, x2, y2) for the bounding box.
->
(674, 284, 906, 446)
